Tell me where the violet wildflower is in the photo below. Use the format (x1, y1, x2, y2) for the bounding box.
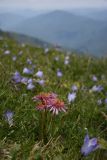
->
(64, 59, 69, 65)
(37, 79, 45, 86)
(27, 83, 35, 90)
(21, 77, 28, 84)
(91, 85, 103, 92)
(12, 71, 22, 83)
(71, 85, 78, 92)
(27, 58, 32, 65)
(28, 78, 33, 84)
(57, 70, 63, 77)
(4, 110, 14, 127)
(97, 99, 102, 105)
(68, 92, 76, 103)
(81, 133, 100, 156)
(12, 56, 17, 61)
(92, 75, 98, 82)
(36, 70, 43, 78)
(105, 98, 107, 104)
(23, 67, 33, 75)
(4, 50, 10, 55)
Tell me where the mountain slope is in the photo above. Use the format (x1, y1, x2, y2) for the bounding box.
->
(0, 29, 51, 48)
(11, 10, 107, 55)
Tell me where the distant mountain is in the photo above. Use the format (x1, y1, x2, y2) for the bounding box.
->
(0, 13, 25, 30)
(0, 29, 51, 48)
(71, 8, 107, 21)
(0, 10, 107, 56)
(9, 10, 107, 55)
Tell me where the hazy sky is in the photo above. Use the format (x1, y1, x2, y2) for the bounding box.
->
(0, 0, 107, 9)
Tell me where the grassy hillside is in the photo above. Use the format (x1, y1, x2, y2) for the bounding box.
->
(1, 35, 107, 159)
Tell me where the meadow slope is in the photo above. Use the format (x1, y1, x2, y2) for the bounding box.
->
(0, 36, 107, 160)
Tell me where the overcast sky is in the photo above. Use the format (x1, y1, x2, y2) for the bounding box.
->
(0, 0, 107, 9)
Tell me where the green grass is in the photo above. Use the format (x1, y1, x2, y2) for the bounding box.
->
(0, 36, 107, 160)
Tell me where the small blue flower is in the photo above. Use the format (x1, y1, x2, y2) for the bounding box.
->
(57, 70, 63, 77)
(21, 77, 28, 84)
(12, 71, 22, 83)
(81, 133, 100, 156)
(97, 99, 102, 105)
(91, 85, 103, 92)
(36, 70, 43, 78)
(92, 75, 98, 82)
(71, 85, 78, 92)
(4, 110, 14, 127)
(12, 56, 17, 61)
(4, 50, 10, 55)
(68, 92, 76, 103)
(27, 58, 32, 65)
(37, 79, 45, 86)
(105, 98, 107, 104)
(27, 83, 35, 90)
(23, 67, 33, 75)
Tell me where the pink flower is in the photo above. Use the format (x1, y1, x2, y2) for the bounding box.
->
(33, 92, 66, 115)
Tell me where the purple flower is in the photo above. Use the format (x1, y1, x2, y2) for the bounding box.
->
(12, 56, 17, 61)
(105, 98, 107, 104)
(97, 99, 102, 105)
(91, 85, 103, 92)
(36, 71, 43, 78)
(27, 83, 35, 90)
(57, 70, 63, 77)
(27, 58, 32, 65)
(23, 67, 33, 75)
(4, 110, 14, 127)
(4, 50, 10, 55)
(12, 71, 22, 83)
(64, 59, 69, 65)
(92, 75, 98, 82)
(71, 85, 78, 92)
(28, 78, 33, 84)
(68, 92, 76, 103)
(21, 77, 28, 84)
(37, 79, 45, 86)
(81, 134, 100, 156)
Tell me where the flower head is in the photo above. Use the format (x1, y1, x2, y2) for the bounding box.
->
(57, 70, 63, 77)
(92, 75, 98, 82)
(49, 99, 66, 115)
(71, 85, 78, 92)
(12, 56, 17, 61)
(12, 71, 22, 83)
(4, 50, 10, 55)
(68, 92, 76, 103)
(23, 67, 33, 75)
(27, 83, 35, 90)
(33, 92, 66, 114)
(36, 70, 43, 78)
(91, 85, 103, 92)
(37, 79, 45, 86)
(4, 110, 14, 127)
(81, 133, 100, 156)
